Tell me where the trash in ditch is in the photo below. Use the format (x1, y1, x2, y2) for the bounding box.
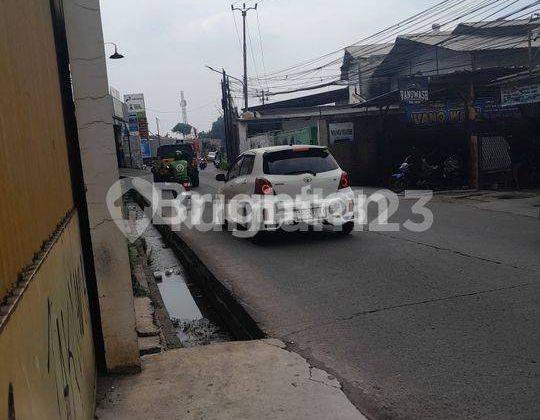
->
(172, 317, 230, 347)
(131, 201, 232, 348)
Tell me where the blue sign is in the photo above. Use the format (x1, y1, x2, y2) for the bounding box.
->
(140, 139, 151, 158)
(405, 101, 464, 125)
(128, 113, 139, 133)
(405, 99, 521, 126)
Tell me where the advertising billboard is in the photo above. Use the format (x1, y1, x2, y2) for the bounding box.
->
(125, 93, 149, 140)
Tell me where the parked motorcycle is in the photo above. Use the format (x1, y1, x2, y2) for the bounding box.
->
(441, 154, 463, 187)
(391, 154, 441, 191)
(390, 157, 411, 192)
(416, 158, 441, 190)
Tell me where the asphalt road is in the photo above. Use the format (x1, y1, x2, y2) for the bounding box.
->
(173, 165, 540, 419)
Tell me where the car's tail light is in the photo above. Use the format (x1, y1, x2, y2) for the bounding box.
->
(254, 178, 274, 195)
(338, 172, 350, 189)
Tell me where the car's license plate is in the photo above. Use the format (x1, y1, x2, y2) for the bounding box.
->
(295, 207, 322, 221)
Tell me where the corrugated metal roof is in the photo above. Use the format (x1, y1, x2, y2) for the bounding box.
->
(344, 43, 395, 59)
(402, 32, 537, 51)
(453, 19, 535, 36)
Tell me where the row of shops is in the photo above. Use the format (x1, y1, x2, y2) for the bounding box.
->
(235, 18, 540, 190)
(238, 69, 540, 190)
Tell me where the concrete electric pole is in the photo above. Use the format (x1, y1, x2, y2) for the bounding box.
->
(156, 117, 161, 147)
(258, 89, 269, 105)
(528, 13, 540, 76)
(231, 2, 257, 111)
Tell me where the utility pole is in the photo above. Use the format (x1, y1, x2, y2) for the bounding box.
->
(529, 13, 540, 76)
(231, 2, 257, 111)
(155, 117, 161, 147)
(258, 89, 269, 104)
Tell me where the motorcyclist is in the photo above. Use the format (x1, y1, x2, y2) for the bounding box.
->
(169, 150, 190, 186)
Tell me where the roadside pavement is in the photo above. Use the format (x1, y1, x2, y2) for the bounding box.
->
(119, 166, 153, 182)
(97, 198, 367, 420)
(96, 339, 366, 420)
(445, 189, 540, 218)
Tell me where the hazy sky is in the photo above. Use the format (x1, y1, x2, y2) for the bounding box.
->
(100, 0, 431, 133)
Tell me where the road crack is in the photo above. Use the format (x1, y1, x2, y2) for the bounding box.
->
(283, 280, 537, 338)
(372, 231, 536, 272)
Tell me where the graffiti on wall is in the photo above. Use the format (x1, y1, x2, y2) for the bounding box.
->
(0, 214, 96, 419)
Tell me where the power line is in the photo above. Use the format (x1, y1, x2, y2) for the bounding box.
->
(257, 0, 504, 82)
(256, 0, 537, 95)
(256, 0, 465, 79)
(246, 20, 263, 92)
(255, 7, 271, 95)
(254, 0, 522, 85)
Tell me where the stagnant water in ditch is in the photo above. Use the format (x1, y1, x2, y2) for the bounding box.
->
(128, 202, 231, 347)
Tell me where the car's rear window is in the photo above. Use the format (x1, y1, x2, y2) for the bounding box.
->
(263, 148, 338, 175)
(157, 144, 194, 159)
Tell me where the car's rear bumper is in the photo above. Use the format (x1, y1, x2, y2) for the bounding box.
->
(259, 193, 355, 230)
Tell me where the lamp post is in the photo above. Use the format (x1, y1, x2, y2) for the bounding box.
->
(104, 42, 125, 60)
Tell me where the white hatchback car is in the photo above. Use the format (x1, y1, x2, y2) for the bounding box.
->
(215, 145, 355, 236)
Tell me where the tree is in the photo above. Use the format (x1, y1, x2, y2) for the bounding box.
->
(172, 122, 193, 138)
(199, 116, 224, 140)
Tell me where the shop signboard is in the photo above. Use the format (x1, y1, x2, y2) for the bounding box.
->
(501, 84, 540, 107)
(329, 122, 354, 144)
(128, 113, 139, 133)
(405, 102, 465, 125)
(405, 99, 521, 126)
(140, 139, 151, 158)
(475, 99, 521, 119)
(399, 76, 429, 104)
(124, 93, 146, 113)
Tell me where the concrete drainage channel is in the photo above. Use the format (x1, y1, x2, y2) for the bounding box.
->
(129, 195, 265, 346)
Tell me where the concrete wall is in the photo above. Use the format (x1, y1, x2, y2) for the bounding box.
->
(0, 1, 97, 417)
(0, 214, 96, 419)
(325, 115, 381, 185)
(63, 0, 140, 372)
(0, 0, 74, 299)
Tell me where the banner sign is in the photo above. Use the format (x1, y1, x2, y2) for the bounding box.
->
(405, 102, 464, 125)
(501, 84, 540, 106)
(399, 76, 429, 104)
(329, 122, 354, 144)
(476, 99, 521, 119)
(128, 114, 139, 133)
(405, 99, 521, 126)
(275, 126, 317, 146)
(140, 139, 151, 158)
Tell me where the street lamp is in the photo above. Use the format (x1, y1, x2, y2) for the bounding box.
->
(105, 42, 124, 60)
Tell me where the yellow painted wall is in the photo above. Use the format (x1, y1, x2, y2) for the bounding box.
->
(0, 0, 74, 299)
(0, 213, 96, 419)
(0, 1, 98, 416)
